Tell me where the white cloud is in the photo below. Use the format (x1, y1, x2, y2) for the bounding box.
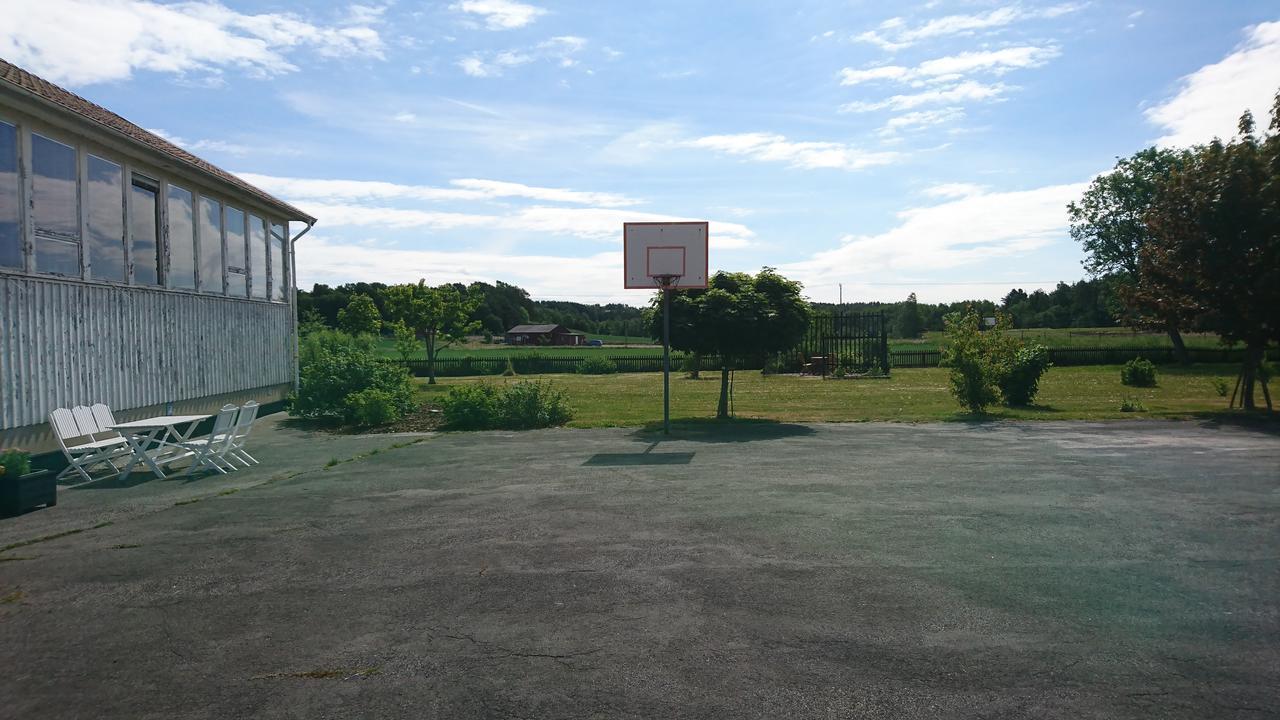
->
(596, 123, 685, 165)
(688, 133, 899, 171)
(879, 107, 965, 135)
(1145, 21, 1280, 147)
(392, 111, 417, 123)
(298, 203, 755, 249)
(450, 0, 546, 30)
(148, 128, 251, 156)
(841, 81, 1008, 113)
(458, 35, 587, 77)
(0, 0, 385, 86)
(235, 173, 644, 208)
(922, 182, 988, 199)
(856, 3, 1085, 51)
(781, 181, 1088, 296)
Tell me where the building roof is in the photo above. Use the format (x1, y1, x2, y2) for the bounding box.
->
(507, 324, 567, 334)
(0, 58, 315, 224)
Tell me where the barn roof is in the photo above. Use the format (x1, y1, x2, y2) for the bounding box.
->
(506, 324, 565, 334)
(0, 58, 315, 224)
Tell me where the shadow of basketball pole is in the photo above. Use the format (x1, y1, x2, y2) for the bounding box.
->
(583, 441, 695, 467)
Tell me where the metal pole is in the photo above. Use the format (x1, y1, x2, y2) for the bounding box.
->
(662, 286, 671, 435)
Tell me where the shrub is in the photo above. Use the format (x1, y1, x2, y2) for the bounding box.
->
(0, 449, 31, 477)
(1121, 357, 1158, 387)
(344, 388, 401, 427)
(292, 330, 416, 426)
(578, 356, 618, 375)
(941, 310, 1002, 413)
(681, 353, 701, 379)
(439, 381, 572, 430)
(437, 383, 500, 430)
(996, 344, 1052, 406)
(1212, 377, 1231, 397)
(1119, 396, 1147, 412)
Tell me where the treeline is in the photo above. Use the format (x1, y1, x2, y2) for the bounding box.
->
(299, 282, 646, 337)
(816, 277, 1119, 338)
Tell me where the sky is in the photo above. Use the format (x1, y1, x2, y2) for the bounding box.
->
(4, 0, 1279, 305)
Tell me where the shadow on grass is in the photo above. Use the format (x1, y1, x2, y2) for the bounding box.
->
(630, 417, 818, 444)
(1191, 410, 1280, 436)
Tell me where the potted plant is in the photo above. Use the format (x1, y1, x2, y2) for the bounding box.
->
(0, 449, 56, 516)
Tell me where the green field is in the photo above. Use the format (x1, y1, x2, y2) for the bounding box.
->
(416, 363, 1257, 427)
(379, 327, 1230, 361)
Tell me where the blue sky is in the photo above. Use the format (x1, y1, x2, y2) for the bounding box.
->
(6, 1, 1279, 304)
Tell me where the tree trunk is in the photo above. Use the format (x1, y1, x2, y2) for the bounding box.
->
(1240, 343, 1263, 411)
(1167, 325, 1189, 365)
(717, 363, 731, 419)
(690, 352, 701, 380)
(426, 331, 438, 385)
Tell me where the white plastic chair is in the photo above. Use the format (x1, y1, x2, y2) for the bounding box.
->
(225, 401, 260, 467)
(180, 405, 240, 476)
(49, 407, 130, 484)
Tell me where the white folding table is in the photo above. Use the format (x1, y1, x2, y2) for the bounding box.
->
(108, 414, 211, 481)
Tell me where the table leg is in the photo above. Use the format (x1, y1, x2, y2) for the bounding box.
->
(119, 427, 169, 482)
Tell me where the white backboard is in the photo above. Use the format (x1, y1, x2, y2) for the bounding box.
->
(623, 221, 709, 289)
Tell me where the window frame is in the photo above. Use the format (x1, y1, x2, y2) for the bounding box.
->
(29, 127, 82, 278)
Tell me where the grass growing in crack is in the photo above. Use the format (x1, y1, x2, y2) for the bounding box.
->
(325, 458, 340, 468)
(254, 667, 381, 680)
(217, 488, 240, 496)
(1, 590, 24, 604)
(174, 497, 202, 506)
(110, 544, 142, 550)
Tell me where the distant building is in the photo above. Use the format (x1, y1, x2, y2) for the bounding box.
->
(0, 59, 316, 452)
(505, 324, 585, 346)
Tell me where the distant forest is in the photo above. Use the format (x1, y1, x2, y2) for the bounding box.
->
(297, 276, 1122, 340)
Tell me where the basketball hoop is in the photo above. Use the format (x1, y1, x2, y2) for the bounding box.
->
(622, 222, 710, 435)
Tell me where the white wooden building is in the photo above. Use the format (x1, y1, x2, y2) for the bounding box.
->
(0, 59, 316, 453)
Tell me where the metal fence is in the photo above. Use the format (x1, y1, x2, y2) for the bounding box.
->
(887, 346, 1280, 368)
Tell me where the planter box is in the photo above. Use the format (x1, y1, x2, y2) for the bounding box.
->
(1, 470, 56, 516)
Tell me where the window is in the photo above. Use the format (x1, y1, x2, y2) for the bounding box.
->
(270, 222, 287, 302)
(248, 214, 267, 299)
(0, 121, 18, 269)
(32, 133, 79, 276)
(198, 197, 223, 293)
(225, 205, 246, 297)
(168, 185, 196, 290)
(130, 175, 161, 286)
(86, 155, 125, 282)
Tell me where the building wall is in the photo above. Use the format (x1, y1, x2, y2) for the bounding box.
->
(1, 273, 294, 452)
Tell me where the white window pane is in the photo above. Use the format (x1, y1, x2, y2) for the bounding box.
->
(249, 214, 266, 298)
(225, 205, 246, 297)
(32, 133, 79, 276)
(0, 121, 19, 269)
(168, 185, 196, 289)
(130, 176, 160, 286)
(270, 222, 286, 302)
(86, 155, 125, 282)
(199, 197, 222, 293)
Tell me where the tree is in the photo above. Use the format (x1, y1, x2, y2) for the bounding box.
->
(648, 268, 810, 419)
(1130, 99, 1280, 410)
(384, 281, 481, 384)
(1068, 146, 1192, 360)
(894, 292, 924, 339)
(336, 293, 382, 336)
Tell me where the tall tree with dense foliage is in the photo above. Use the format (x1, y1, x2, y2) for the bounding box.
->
(336, 293, 382, 336)
(894, 292, 924, 338)
(1130, 99, 1280, 410)
(384, 281, 481, 384)
(649, 268, 810, 419)
(1068, 146, 1193, 361)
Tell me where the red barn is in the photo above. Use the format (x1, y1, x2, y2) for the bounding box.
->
(504, 324, 586, 346)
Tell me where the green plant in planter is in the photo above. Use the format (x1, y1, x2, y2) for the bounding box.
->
(0, 449, 32, 478)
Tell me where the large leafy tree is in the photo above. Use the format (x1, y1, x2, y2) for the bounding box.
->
(336, 293, 382, 336)
(384, 281, 481, 384)
(648, 268, 810, 419)
(895, 292, 924, 339)
(1068, 147, 1192, 360)
(1129, 100, 1280, 410)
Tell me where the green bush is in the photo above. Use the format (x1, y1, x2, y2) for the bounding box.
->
(1119, 396, 1147, 412)
(578, 356, 618, 375)
(0, 449, 31, 478)
(437, 383, 500, 430)
(292, 330, 416, 426)
(941, 310, 1001, 413)
(997, 344, 1052, 406)
(439, 381, 572, 430)
(1121, 357, 1158, 387)
(1212, 377, 1231, 397)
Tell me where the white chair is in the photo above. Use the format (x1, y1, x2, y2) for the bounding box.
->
(50, 407, 131, 484)
(180, 405, 240, 476)
(225, 401, 260, 467)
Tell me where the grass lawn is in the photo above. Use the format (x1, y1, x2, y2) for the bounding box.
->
(416, 363, 1258, 426)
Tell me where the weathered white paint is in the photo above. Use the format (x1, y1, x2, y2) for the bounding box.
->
(0, 273, 294, 446)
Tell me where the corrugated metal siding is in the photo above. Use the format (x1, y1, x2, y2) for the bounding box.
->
(0, 273, 293, 430)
